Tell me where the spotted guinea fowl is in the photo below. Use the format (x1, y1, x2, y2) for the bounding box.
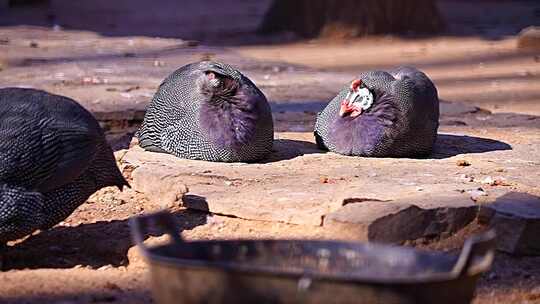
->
(314, 67, 439, 157)
(137, 61, 274, 162)
(0, 88, 128, 243)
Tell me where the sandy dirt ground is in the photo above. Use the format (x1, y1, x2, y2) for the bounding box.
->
(0, 0, 540, 303)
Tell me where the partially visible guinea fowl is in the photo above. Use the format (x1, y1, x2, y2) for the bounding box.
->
(314, 67, 439, 157)
(137, 61, 274, 162)
(0, 88, 128, 243)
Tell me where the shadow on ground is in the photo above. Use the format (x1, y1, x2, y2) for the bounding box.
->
(431, 134, 512, 159)
(1, 290, 152, 304)
(1, 209, 207, 270)
(264, 139, 324, 162)
(266, 133, 512, 161)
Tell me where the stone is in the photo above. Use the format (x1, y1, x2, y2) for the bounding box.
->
(479, 192, 540, 255)
(517, 26, 540, 50)
(127, 234, 170, 267)
(123, 150, 189, 210)
(114, 124, 539, 243)
(456, 159, 471, 167)
(97, 265, 113, 271)
(468, 188, 488, 202)
(324, 194, 478, 243)
(480, 176, 508, 186)
(126, 245, 144, 268)
(114, 130, 536, 243)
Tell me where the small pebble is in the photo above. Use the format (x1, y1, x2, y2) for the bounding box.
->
(481, 176, 495, 185)
(456, 159, 471, 166)
(459, 174, 474, 182)
(468, 188, 488, 202)
(481, 176, 508, 186)
(153, 60, 165, 67)
(97, 265, 113, 271)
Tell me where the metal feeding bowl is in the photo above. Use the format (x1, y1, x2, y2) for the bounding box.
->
(130, 211, 495, 304)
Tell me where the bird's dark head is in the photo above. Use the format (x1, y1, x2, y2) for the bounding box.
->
(197, 61, 265, 149)
(328, 79, 397, 155)
(196, 61, 243, 104)
(339, 79, 374, 118)
(0, 185, 45, 243)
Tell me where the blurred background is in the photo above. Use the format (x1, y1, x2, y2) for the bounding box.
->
(1, 1, 539, 130)
(1, 0, 539, 41)
(0, 0, 539, 149)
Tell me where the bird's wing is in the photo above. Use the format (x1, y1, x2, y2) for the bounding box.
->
(35, 117, 101, 192)
(0, 114, 57, 188)
(160, 118, 235, 162)
(0, 115, 99, 193)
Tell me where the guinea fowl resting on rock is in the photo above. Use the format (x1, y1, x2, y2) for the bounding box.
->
(0, 88, 128, 244)
(137, 61, 274, 162)
(314, 67, 439, 157)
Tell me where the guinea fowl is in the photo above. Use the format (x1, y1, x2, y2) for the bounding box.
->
(137, 61, 274, 162)
(314, 67, 439, 157)
(0, 88, 128, 244)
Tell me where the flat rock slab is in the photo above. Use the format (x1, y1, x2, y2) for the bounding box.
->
(479, 192, 540, 255)
(517, 26, 540, 50)
(324, 196, 477, 243)
(117, 127, 540, 243)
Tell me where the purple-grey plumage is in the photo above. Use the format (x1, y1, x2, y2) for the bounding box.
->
(327, 91, 397, 155)
(138, 61, 274, 162)
(197, 71, 260, 150)
(315, 67, 439, 157)
(0, 88, 128, 243)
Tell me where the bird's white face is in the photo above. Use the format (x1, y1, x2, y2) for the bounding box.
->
(339, 79, 374, 118)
